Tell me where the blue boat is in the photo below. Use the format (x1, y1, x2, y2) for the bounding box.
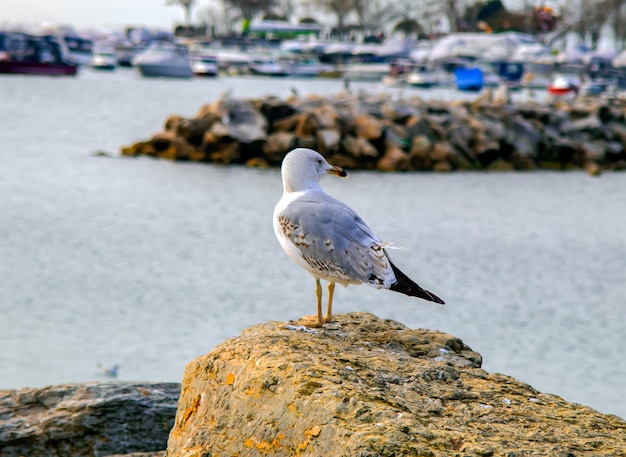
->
(454, 67, 484, 91)
(495, 61, 525, 83)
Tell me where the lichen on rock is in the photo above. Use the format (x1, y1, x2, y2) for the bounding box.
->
(165, 312, 626, 456)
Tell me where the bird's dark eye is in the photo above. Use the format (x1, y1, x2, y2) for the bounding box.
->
(317, 159, 322, 164)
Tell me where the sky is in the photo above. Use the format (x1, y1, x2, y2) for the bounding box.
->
(1, 0, 198, 30)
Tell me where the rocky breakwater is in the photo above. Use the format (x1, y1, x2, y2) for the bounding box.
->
(0, 382, 180, 457)
(166, 312, 625, 457)
(121, 92, 626, 173)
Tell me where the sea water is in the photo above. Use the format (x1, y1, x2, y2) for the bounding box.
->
(0, 69, 624, 419)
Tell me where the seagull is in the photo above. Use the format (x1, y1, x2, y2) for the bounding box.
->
(273, 148, 444, 328)
(97, 363, 120, 378)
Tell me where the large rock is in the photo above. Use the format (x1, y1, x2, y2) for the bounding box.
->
(166, 312, 626, 457)
(0, 382, 180, 457)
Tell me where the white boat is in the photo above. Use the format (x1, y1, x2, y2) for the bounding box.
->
(406, 65, 440, 88)
(382, 74, 406, 87)
(61, 33, 93, 66)
(133, 41, 193, 79)
(288, 56, 334, 78)
(214, 49, 250, 75)
(343, 63, 391, 82)
(191, 54, 218, 77)
(405, 65, 455, 88)
(406, 71, 438, 88)
(249, 56, 290, 77)
(91, 43, 116, 71)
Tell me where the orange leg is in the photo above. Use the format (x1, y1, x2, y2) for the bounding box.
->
(324, 282, 335, 323)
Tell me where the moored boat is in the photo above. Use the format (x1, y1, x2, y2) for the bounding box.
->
(133, 41, 193, 78)
(61, 33, 93, 66)
(288, 56, 334, 78)
(249, 55, 290, 77)
(547, 74, 580, 95)
(91, 43, 117, 70)
(0, 31, 78, 76)
(214, 49, 250, 75)
(191, 54, 218, 77)
(406, 65, 440, 88)
(343, 62, 390, 82)
(454, 67, 484, 91)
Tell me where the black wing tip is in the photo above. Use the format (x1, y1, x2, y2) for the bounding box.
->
(427, 291, 445, 305)
(388, 261, 445, 305)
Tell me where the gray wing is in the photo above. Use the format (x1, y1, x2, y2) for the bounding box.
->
(277, 193, 395, 287)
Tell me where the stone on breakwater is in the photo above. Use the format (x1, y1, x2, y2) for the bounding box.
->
(121, 92, 626, 173)
(166, 312, 625, 457)
(0, 382, 179, 457)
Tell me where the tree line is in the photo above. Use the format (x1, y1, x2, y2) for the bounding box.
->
(166, 0, 626, 47)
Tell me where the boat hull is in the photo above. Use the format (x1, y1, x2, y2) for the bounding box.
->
(193, 70, 218, 77)
(547, 75, 580, 96)
(136, 64, 193, 79)
(0, 61, 78, 76)
(133, 42, 194, 79)
(92, 64, 116, 71)
(343, 63, 391, 82)
(406, 74, 437, 88)
(192, 61, 218, 77)
(454, 68, 484, 92)
(249, 66, 290, 77)
(547, 87, 578, 96)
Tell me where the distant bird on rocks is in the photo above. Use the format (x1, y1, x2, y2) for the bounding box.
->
(97, 363, 120, 378)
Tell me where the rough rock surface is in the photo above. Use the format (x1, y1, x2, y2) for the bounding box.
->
(0, 382, 179, 457)
(166, 312, 625, 457)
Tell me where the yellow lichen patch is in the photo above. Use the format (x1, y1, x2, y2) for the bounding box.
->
(244, 386, 256, 396)
(178, 445, 211, 457)
(226, 372, 236, 386)
(295, 440, 309, 453)
(272, 433, 285, 448)
(244, 438, 255, 448)
(179, 394, 202, 430)
(256, 440, 272, 453)
(304, 425, 321, 437)
(243, 384, 261, 399)
(243, 435, 284, 454)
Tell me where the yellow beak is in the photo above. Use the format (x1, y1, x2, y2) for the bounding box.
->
(327, 165, 347, 177)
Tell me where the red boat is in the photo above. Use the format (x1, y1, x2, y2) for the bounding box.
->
(547, 74, 580, 96)
(0, 32, 78, 76)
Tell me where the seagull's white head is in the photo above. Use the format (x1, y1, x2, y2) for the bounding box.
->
(281, 148, 346, 193)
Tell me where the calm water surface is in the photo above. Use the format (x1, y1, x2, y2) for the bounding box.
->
(0, 69, 624, 419)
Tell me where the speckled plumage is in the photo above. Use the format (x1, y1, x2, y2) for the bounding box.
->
(275, 193, 394, 288)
